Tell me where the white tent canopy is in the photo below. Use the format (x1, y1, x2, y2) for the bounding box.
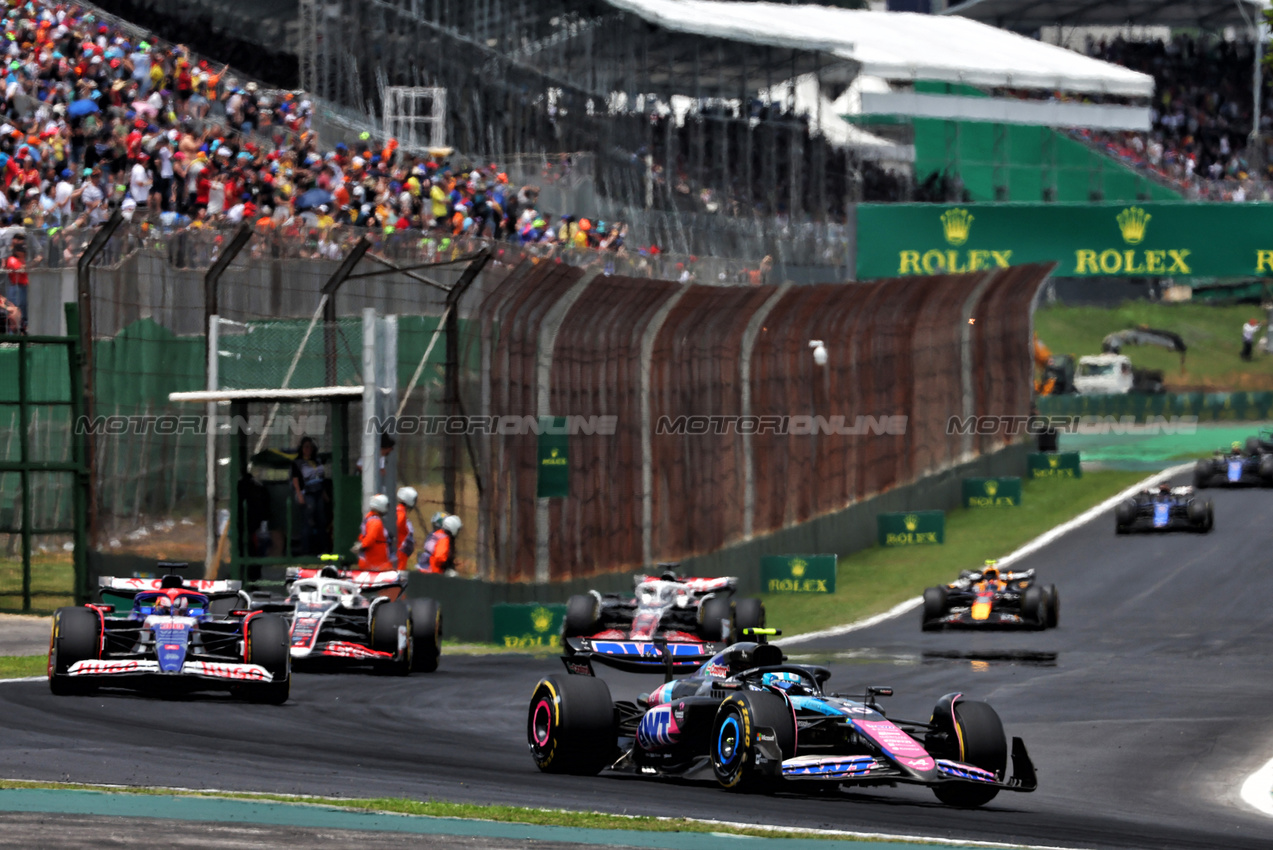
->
(604, 0, 1155, 96)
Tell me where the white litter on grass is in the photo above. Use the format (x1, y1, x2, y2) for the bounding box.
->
(776, 462, 1192, 646)
(1240, 756, 1273, 817)
(62, 542, 74, 552)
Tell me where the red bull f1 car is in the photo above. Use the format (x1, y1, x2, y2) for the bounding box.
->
(564, 564, 764, 648)
(1193, 443, 1273, 488)
(253, 565, 441, 674)
(922, 562, 1058, 631)
(1115, 484, 1213, 533)
(48, 567, 290, 703)
(528, 630, 1036, 808)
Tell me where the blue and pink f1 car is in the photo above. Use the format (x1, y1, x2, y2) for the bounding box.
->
(529, 629, 1036, 807)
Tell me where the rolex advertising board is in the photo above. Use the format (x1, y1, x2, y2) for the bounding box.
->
(963, 477, 1023, 507)
(760, 555, 837, 594)
(1028, 452, 1082, 479)
(877, 511, 945, 546)
(855, 203, 1273, 280)
(492, 603, 566, 649)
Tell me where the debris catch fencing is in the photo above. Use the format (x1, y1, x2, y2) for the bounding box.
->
(21, 222, 1047, 582)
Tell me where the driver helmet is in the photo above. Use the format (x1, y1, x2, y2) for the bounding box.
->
(660, 569, 678, 581)
(981, 559, 1000, 582)
(1231, 441, 1243, 454)
(1158, 482, 1172, 494)
(761, 671, 813, 695)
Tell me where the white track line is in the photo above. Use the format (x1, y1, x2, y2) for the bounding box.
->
(0, 676, 44, 684)
(1240, 757, 1273, 817)
(776, 462, 1193, 646)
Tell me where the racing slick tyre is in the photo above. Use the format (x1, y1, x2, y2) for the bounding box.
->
(409, 598, 441, 673)
(528, 675, 617, 775)
(243, 614, 290, 705)
(734, 598, 766, 634)
(1186, 498, 1214, 533)
(563, 594, 599, 639)
(1044, 585, 1060, 629)
(1021, 586, 1048, 629)
(931, 700, 1007, 808)
(371, 601, 413, 676)
(1260, 454, 1273, 486)
(1114, 500, 1135, 534)
(699, 596, 733, 641)
(48, 607, 101, 696)
(1193, 460, 1211, 489)
(1247, 436, 1262, 457)
(711, 691, 795, 792)
(921, 586, 947, 631)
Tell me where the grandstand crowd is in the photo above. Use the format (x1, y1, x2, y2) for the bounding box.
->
(1081, 34, 1270, 200)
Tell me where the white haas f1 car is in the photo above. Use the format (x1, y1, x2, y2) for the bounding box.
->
(564, 565, 765, 654)
(253, 565, 441, 674)
(529, 629, 1036, 808)
(48, 568, 290, 703)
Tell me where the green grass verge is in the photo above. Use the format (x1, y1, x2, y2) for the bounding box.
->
(762, 471, 1149, 636)
(0, 551, 74, 614)
(0, 655, 45, 678)
(0, 779, 956, 844)
(1033, 301, 1273, 391)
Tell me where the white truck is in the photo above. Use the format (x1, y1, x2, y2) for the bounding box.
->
(1074, 353, 1165, 395)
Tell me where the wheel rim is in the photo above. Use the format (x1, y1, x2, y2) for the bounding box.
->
(532, 697, 554, 748)
(716, 714, 741, 766)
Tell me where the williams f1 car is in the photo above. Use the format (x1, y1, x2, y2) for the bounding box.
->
(48, 567, 290, 703)
(921, 561, 1057, 631)
(563, 564, 764, 647)
(1115, 483, 1213, 533)
(1193, 442, 1273, 488)
(253, 565, 440, 674)
(528, 629, 1036, 808)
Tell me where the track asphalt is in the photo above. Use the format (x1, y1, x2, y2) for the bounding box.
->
(0, 474, 1270, 848)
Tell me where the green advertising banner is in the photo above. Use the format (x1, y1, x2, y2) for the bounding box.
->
(492, 603, 566, 649)
(1028, 452, 1082, 479)
(963, 477, 1023, 507)
(537, 417, 569, 498)
(856, 202, 1273, 279)
(760, 554, 837, 594)
(878, 511, 945, 546)
(1038, 391, 1273, 423)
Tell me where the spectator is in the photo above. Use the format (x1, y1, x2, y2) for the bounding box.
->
(5, 243, 27, 334)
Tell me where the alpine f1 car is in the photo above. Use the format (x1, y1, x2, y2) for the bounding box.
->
(528, 629, 1036, 808)
(1115, 483, 1213, 533)
(48, 567, 290, 703)
(1193, 442, 1273, 488)
(563, 564, 764, 647)
(253, 565, 440, 674)
(921, 561, 1057, 631)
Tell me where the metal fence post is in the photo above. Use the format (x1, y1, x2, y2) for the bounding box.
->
(442, 250, 490, 514)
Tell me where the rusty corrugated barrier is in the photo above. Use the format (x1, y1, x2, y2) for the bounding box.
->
(475, 261, 1054, 581)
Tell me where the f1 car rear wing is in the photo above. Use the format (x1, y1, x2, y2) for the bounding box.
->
(563, 635, 720, 681)
(98, 577, 243, 595)
(286, 566, 409, 589)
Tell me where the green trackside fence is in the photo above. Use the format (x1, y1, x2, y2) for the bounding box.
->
(0, 303, 89, 610)
(1037, 392, 1273, 422)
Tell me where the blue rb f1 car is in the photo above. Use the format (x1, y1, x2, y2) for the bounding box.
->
(529, 629, 1036, 808)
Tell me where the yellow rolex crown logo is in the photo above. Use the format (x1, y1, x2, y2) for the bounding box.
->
(1048, 456, 1059, 468)
(984, 480, 998, 496)
(1116, 206, 1151, 245)
(791, 559, 807, 578)
(904, 514, 919, 532)
(940, 208, 973, 246)
(550, 448, 559, 457)
(531, 606, 553, 633)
